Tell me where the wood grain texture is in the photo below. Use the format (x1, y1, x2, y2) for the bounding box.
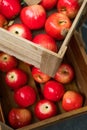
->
(24, 0, 41, 5)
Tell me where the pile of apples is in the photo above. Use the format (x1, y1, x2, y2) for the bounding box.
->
(0, 52, 83, 129)
(0, 0, 83, 129)
(0, 0, 82, 44)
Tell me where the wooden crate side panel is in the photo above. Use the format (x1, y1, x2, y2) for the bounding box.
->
(66, 34, 87, 97)
(0, 28, 62, 77)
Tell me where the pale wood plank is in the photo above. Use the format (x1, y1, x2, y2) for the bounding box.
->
(24, 0, 41, 5)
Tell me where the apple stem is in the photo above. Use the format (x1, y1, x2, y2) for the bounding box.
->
(59, 21, 67, 25)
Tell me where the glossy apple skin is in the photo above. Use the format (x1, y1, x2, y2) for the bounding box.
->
(8, 23, 32, 40)
(0, 52, 18, 72)
(0, 13, 7, 27)
(0, 0, 21, 19)
(20, 5, 46, 30)
(57, 0, 80, 19)
(62, 90, 83, 111)
(34, 99, 57, 120)
(54, 63, 74, 84)
(32, 34, 58, 52)
(8, 108, 32, 129)
(14, 85, 36, 107)
(31, 66, 51, 84)
(40, 0, 57, 10)
(43, 80, 65, 101)
(5, 68, 28, 90)
(45, 13, 72, 40)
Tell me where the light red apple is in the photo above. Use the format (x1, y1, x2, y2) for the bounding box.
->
(0, 0, 21, 19)
(14, 85, 37, 107)
(45, 12, 72, 40)
(20, 4, 46, 30)
(0, 13, 8, 28)
(54, 63, 74, 84)
(34, 99, 57, 120)
(31, 66, 51, 84)
(43, 80, 65, 101)
(32, 33, 58, 52)
(0, 52, 18, 72)
(57, 0, 81, 19)
(62, 90, 83, 111)
(8, 108, 32, 129)
(40, 0, 57, 10)
(5, 68, 28, 90)
(8, 23, 32, 40)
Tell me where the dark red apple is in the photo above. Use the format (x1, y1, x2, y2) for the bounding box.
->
(0, 13, 8, 28)
(40, 0, 57, 10)
(34, 99, 57, 120)
(20, 4, 46, 30)
(8, 23, 32, 40)
(45, 12, 72, 40)
(31, 66, 51, 84)
(57, 0, 81, 19)
(8, 108, 32, 129)
(43, 80, 65, 101)
(0, 0, 21, 19)
(32, 33, 58, 52)
(54, 63, 74, 84)
(62, 90, 83, 111)
(14, 85, 37, 107)
(0, 52, 18, 72)
(5, 68, 28, 90)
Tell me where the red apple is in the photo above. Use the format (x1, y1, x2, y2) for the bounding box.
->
(31, 66, 51, 84)
(62, 90, 83, 111)
(5, 68, 28, 90)
(8, 108, 32, 129)
(14, 85, 37, 107)
(43, 80, 65, 101)
(40, 0, 57, 10)
(57, 0, 81, 19)
(0, 13, 8, 28)
(0, 52, 18, 72)
(54, 63, 74, 84)
(20, 4, 46, 30)
(34, 99, 57, 120)
(8, 23, 32, 40)
(45, 12, 72, 40)
(0, 0, 21, 19)
(32, 33, 58, 52)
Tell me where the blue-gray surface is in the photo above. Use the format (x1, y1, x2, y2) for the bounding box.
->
(41, 113, 87, 130)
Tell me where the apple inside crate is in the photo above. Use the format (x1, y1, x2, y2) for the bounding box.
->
(0, 0, 86, 78)
(0, 32, 87, 130)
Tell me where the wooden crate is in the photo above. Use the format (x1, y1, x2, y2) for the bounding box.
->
(0, 32, 87, 130)
(0, 0, 87, 77)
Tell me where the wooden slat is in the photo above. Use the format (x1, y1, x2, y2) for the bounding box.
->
(16, 107, 87, 130)
(0, 122, 13, 130)
(24, 0, 41, 5)
(0, 28, 64, 77)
